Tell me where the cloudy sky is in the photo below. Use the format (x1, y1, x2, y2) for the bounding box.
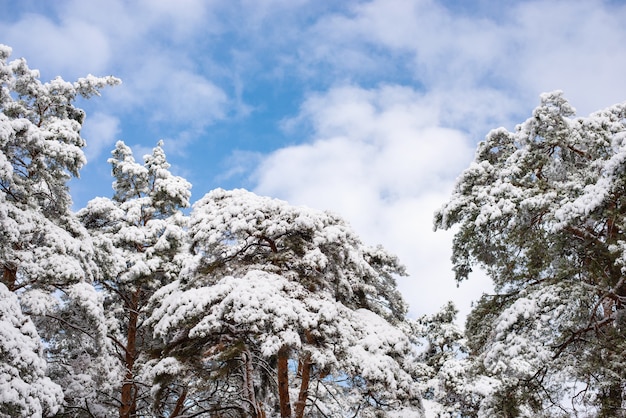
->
(2, 0, 625, 322)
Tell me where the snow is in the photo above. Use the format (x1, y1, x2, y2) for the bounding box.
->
(434, 92, 626, 414)
(147, 187, 421, 414)
(150, 267, 422, 411)
(0, 283, 63, 416)
(19, 289, 57, 316)
(14, 38, 626, 414)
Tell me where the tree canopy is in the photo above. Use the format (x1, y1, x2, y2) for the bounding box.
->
(4, 43, 626, 418)
(78, 140, 192, 417)
(0, 44, 120, 417)
(0, 44, 424, 418)
(147, 188, 422, 417)
(435, 91, 626, 417)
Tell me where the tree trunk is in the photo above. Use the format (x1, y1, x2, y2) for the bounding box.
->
(295, 330, 314, 418)
(169, 386, 188, 418)
(242, 349, 263, 417)
(294, 353, 312, 418)
(2, 265, 17, 291)
(277, 346, 292, 418)
(120, 288, 141, 418)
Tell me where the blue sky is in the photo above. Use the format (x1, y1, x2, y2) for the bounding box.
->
(2, 0, 626, 321)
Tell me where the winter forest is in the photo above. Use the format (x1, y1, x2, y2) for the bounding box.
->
(1, 41, 625, 418)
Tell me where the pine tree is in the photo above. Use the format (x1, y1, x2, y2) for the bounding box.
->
(0, 283, 64, 417)
(415, 302, 469, 416)
(148, 188, 423, 417)
(435, 92, 626, 417)
(0, 44, 119, 416)
(0, 44, 119, 292)
(78, 141, 191, 417)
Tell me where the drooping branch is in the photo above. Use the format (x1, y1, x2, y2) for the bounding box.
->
(38, 313, 96, 339)
(552, 314, 615, 360)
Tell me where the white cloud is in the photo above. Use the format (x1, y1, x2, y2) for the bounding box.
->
(82, 112, 121, 163)
(301, 0, 507, 86)
(0, 14, 111, 80)
(511, 1, 626, 115)
(56, 0, 221, 45)
(299, 0, 626, 118)
(149, 69, 229, 126)
(248, 0, 626, 322)
(253, 84, 491, 319)
(1, 0, 232, 150)
(135, 0, 220, 39)
(59, 0, 230, 126)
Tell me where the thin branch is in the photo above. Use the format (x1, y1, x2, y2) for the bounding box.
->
(40, 313, 95, 339)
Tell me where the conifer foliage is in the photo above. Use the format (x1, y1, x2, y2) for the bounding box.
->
(148, 189, 423, 417)
(8, 43, 626, 418)
(435, 91, 626, 417)
(0, 44, 119, 292)
(0, 46, 421, 418)
(78, 140, 191, 417)
(0, 283, 63, 417)
(0, 44, 119, 416)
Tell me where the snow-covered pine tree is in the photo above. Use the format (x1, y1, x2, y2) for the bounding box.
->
(413, 302, 496, 418)
(78, 141, 191, 418)
(435, 92, 626, 417)
(415, 302, 466, 416)
(0, 44, 119, 416)
(147, 188, 424, 417)
(0, 283, 63, 417)
(0, 44, 119, 292)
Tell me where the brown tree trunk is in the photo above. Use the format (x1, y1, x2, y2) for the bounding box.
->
(294, 353, 312, 418)
(2, 265, 17, 291)
(120, 288, 141, 418)
(277, 346, 292, 418)
(169, 386, 188, 418)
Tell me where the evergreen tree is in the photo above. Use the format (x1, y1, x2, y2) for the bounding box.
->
(0, 44, 119, 292)
(0, 44, 119, 416)
(415, 302, 471, 417)
(147, 188, 424, 417)
(0, 283, 63, 417)
(435, 92, 626, 417)
(79, 141, 191, 418)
